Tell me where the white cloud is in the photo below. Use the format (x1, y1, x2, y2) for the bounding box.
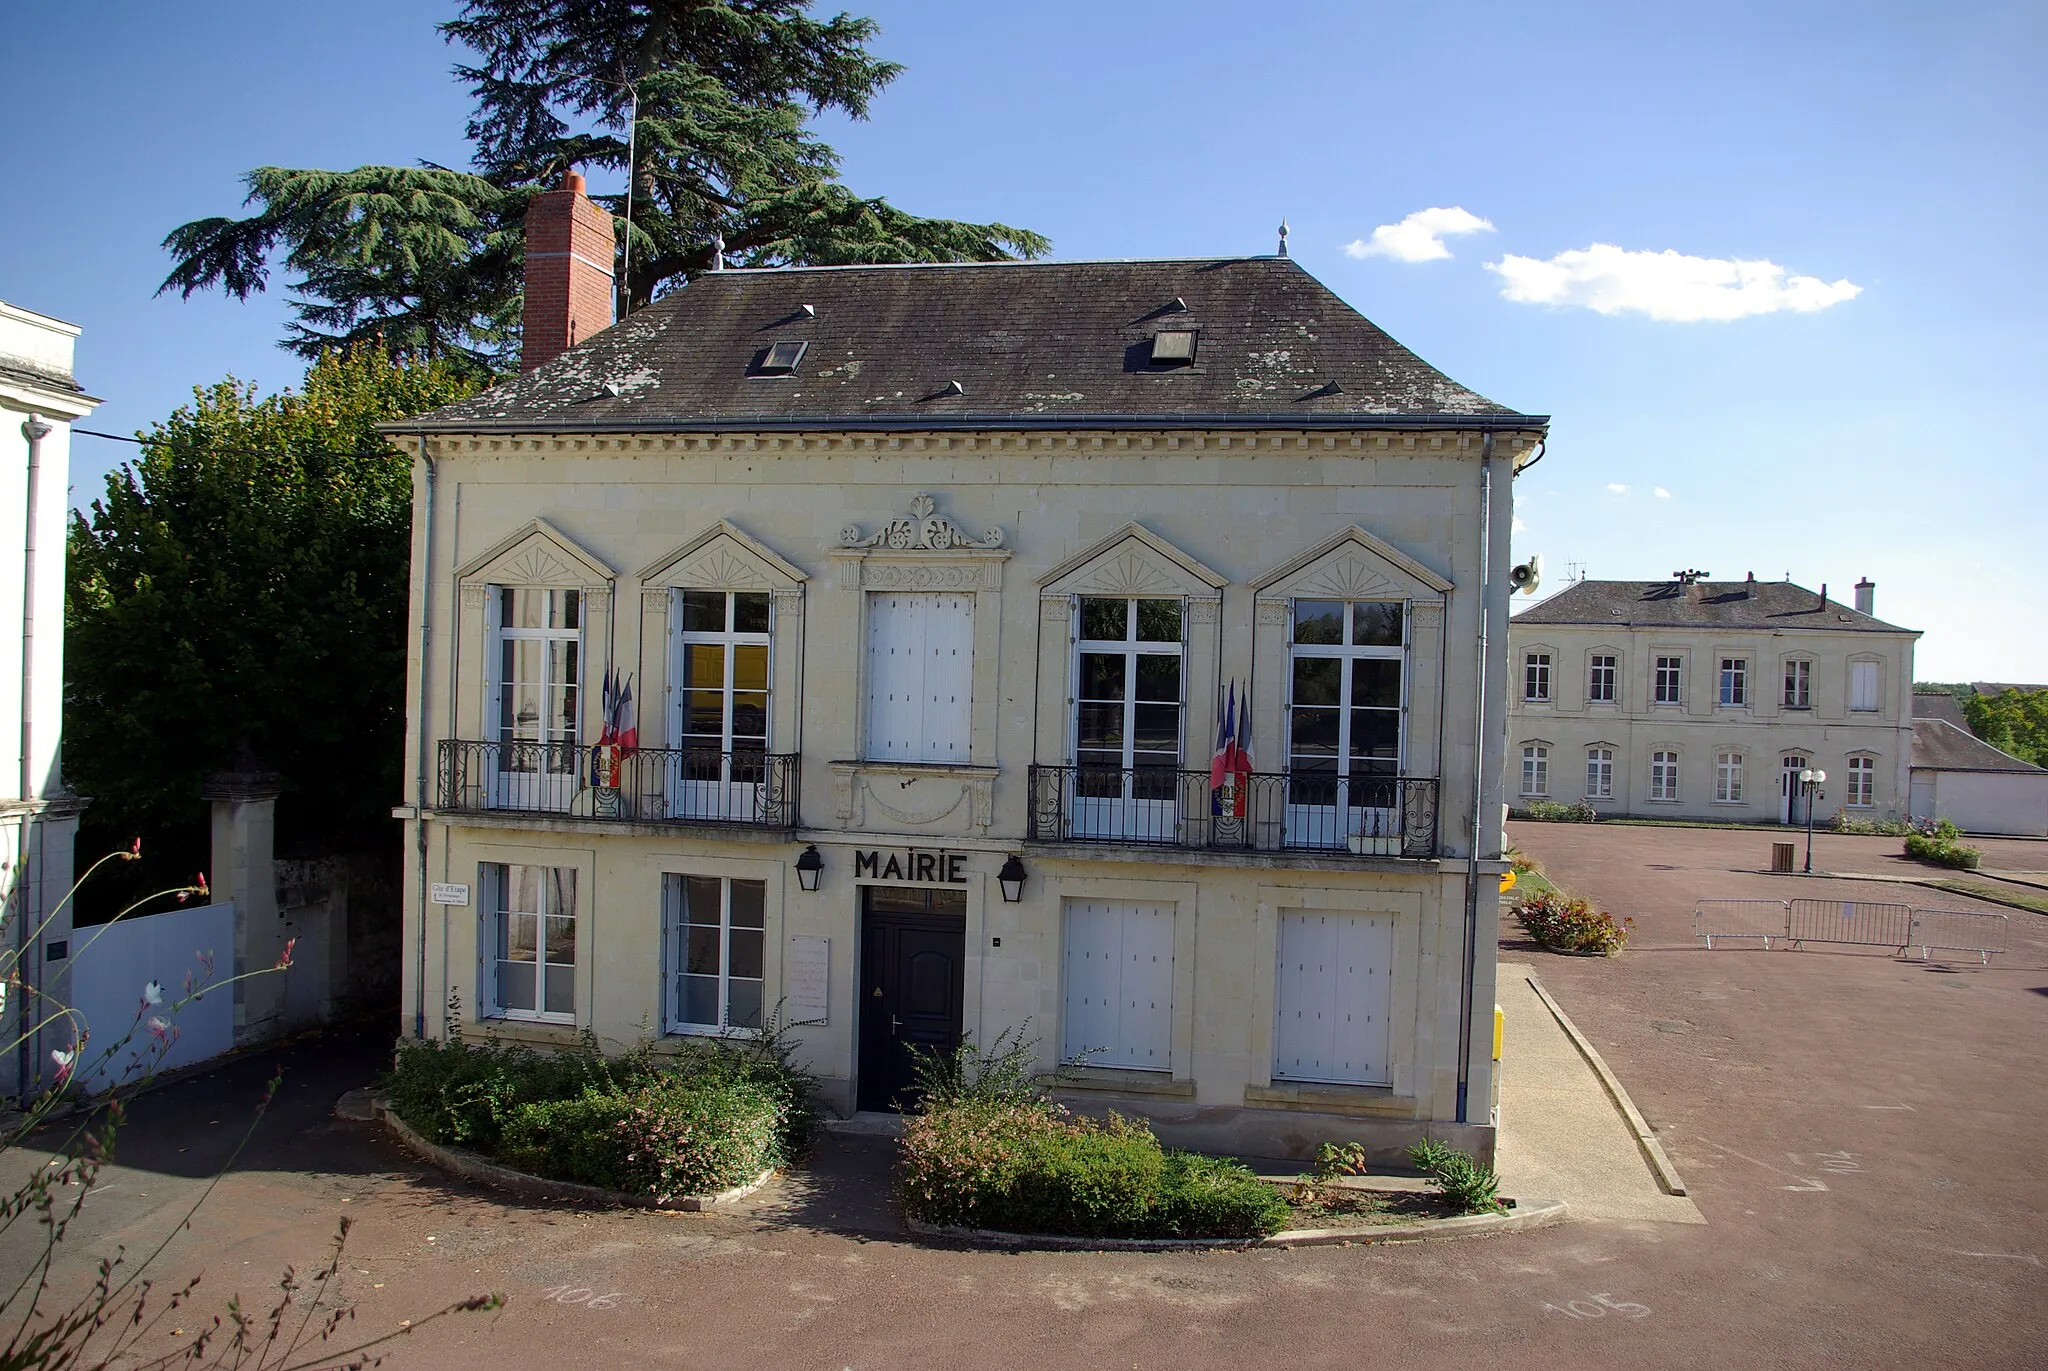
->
(1606, 483, 1629, 494)
(1486, 243, 1862, 321)
(1345, 207, 1495, 263)
(1511, 515, 1528, 534)
(1654, 486, 1672, 499)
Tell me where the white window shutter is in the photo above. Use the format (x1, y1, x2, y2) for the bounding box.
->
(1273, 911, 1392, 1086)
(1062, 901, 1174, 1070)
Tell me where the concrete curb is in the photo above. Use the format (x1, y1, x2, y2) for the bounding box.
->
(1822, 869, 2047, 918)
(1518, 973, 1690, 1197)
(904, 1197, 1567, 1251)
(372, 1099, 772, 1212)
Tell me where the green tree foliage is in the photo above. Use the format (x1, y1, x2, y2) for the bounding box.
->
(65, 347, 483, 893)
(1964, 688, 2048, 767)
(160, 1, 1048, 367)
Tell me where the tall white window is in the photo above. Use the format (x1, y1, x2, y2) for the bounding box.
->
(1075, 597, 1184, 785)
(1288, 600, 1405, 819)
(490, 589, 583, 804)
(1784, 659, 1812, 708)
(865, 592, 973, 762)
(1848, 756, 1875, 807)
(1586, 747, 1614, 799)
(1850, 661, 1880, 712)
(1520, 744, 1549, 797)
(1719, 658, 1748, 707)
(1651, 750, 1679, 801)
(1061, 900, 1174, 1071)
(1588, 654, 1617, 704)
(1523, 651, 1552, 702)
(664, 874, 765, 1033)
(677, 590, 770, 756)
(483, 863, 576, 1022)
(1716, 750, 1745, 802)
(1654, 656, 1684, 705)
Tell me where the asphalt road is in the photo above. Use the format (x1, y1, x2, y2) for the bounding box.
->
(2, 825, 2043, 1370)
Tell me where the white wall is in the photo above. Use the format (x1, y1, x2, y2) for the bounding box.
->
(1912, 770, 2048, 837)
(64, 901, 237, 1093)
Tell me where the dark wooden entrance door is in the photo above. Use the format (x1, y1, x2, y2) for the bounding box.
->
(857, 886, 966, 1113)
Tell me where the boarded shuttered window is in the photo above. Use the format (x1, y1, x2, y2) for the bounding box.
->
(1850, 661, 1880, 712)
(1273, 911, 1393, 1086)
(865, 592, 973, 762)
(1061, 901, 1174, 1070)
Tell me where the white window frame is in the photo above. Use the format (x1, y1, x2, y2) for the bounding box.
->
(1650, 750, 1680, 802)
(1284, 599, 1410, 847)
(1715, 750, 1745, 803)
(864, 591, 974, 763)
(1523, 651, 1552, 703)
(1847, 755, 1876, 808)
(1653, 655, 1684, 706)
(1719, 657, 1748, 707)
(486, 587, 585, 808)
(662, 873, 768, 1036)
(1072, 597, 1187, 775)
(1060, 900, 1175, 1071)
(1588, 653, 1617, 704)
(673, 589, 773, 755)
(1850, 659, 1881, 713)
(1784, 658, 1812, 709)
(481, 862, 577, 1024)
(1520, 744, 1550, 798)
(1586, 747, 1614, 800)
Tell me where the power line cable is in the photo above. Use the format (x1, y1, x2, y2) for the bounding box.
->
(72, 428, 397, 461)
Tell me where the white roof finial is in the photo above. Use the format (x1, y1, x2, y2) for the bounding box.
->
(710, 229, 726, 272)
(1277, 220, 1290, 258)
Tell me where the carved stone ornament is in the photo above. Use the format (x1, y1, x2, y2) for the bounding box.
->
(460, 584, 491, 611)
(1188, 597, 1221, 624)
(840, 492, 1004, 551)
(1256, 598, 1290, 627)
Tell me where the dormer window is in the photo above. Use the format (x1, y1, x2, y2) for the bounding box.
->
(1150, 330, 1197, 366)
(755, 340, 808, 375)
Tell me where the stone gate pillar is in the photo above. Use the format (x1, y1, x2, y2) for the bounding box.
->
(202, 764, 283, 1045)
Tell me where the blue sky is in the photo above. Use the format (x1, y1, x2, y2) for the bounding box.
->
(4, 1, 2041, 679)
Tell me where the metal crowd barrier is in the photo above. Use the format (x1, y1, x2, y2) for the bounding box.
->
(1695, 898, 2008, 964)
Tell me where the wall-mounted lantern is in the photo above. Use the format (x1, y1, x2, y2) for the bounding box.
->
(997, 854, 1028, 903)
(795, 844, 824, 892)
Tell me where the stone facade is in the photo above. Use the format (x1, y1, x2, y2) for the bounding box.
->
(389, 254, 1544, 1161)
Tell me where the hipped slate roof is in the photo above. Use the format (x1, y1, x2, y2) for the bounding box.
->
(1912, 691, 1969, 729)
(389, 257, 1545, 434)
(1511, 579, 1916, 635)
(1911, 718, 2046, 774)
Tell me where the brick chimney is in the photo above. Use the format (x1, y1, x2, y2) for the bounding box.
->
(521, 170, 615, 373)
(1854, 577, 1875, 616)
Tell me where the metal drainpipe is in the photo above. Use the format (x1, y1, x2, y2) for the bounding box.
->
(1456, 434, 1494, 1124)
(15, 414, 50, 1096)
(413, 437, 435, 1040)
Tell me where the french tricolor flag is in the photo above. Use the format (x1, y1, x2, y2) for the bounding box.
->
(1211, 682, 1254, 815)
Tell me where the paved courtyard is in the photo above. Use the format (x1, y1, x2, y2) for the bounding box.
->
(4, 823, 2045, 1369)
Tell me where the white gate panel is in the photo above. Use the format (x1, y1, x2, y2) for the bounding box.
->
(1062, 901, 1174, 1070)
(1273, 910, 1393, 1086)
(65, 901, 237, 1093)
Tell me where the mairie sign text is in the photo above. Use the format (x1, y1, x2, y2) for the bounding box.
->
(854, 849, 968, 884)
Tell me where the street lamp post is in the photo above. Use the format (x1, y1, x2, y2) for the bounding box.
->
(1799, 768, 1827, 873)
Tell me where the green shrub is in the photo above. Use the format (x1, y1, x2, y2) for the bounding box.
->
(380, 1029, 816, 1192)
(898, 1099, 1288, 1239)
(905, 1023, 1048, 1110)
(1904, 831, 1981, 870)
(1408, 1139, 1505, 1215)
(1514, 890, 1632, 956)
(1510, 800, 1599, 823)
(1311, 1141, 1369, 1179)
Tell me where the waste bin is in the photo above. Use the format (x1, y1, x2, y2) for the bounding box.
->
(1770, 842, 1796, 873)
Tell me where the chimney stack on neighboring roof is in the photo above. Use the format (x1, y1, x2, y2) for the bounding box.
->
(522, 169, 616, 374)
(1819, 582, 1828, 608)
(1855, 577, 1875, 616)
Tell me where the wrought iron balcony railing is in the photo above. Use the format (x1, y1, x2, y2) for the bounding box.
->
(1027, 765, 1439, 859)
(436, 741, 799, 829)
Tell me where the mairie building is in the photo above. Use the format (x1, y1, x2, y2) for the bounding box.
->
(385, 175, 1546, 1161)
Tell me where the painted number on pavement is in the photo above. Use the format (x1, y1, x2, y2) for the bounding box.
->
(1542, 1293, 1651, 1320)
(542, 1285, 622, 1310)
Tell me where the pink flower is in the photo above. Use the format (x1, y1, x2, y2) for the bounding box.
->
(50, 1046, 76, 1084)
(125, 837, 142, 860)
(147, 1017, 171, 1040)
(274, 937, 297, 971)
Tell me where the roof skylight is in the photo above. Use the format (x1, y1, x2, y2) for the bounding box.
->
(757, 340, 808, 374)
(1151, 330, 1197, 365)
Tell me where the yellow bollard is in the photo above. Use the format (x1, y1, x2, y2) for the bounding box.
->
(1499, 869, 1517, 892)
(1493, 1004, 1504, 1061)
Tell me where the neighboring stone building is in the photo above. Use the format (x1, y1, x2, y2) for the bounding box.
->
(0, 301, 98, 1100)
(1909, 716, 2048, 837)
(383, 175, 1546, 1160)
(1506, 574, 1918, 825)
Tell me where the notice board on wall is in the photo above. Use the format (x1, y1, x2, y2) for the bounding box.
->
(786, 936, 829, 1026)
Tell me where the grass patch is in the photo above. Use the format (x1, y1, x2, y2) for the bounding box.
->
(1923, 878, 2048, 917)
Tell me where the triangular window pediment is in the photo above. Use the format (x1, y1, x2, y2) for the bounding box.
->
(640, 520, 806, 592)
(457, 518, 614, 589)
(1038, 523, 1227, 599)
(1250, 525, 1452, 602)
